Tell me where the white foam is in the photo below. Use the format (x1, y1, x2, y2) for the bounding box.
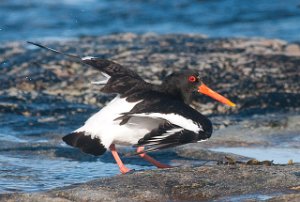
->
(82, 56, 96, 60)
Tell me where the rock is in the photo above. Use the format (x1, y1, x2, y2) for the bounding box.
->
(175, 144, 251, 162)
(285, 44, 300, 56)
(1, 33, 300, 115)
(1, 164, 299, 201)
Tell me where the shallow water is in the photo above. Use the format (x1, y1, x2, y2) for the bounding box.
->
(0, 152, 155, 193)
(208, 113, 300, 164)
(1, 0, 300, 42)
(211, 147, 300, 164)
(215, 193, 275, 202)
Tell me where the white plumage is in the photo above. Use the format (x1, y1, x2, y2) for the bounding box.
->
(127, 113, 202, 133)
(74, 96, 161, 148)
(73, 96, 202, 149)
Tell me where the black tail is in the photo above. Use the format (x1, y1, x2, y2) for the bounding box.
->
(63, 132, 106, 156)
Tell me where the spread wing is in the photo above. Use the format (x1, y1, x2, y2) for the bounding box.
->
(82, 58, 151, 97)
(27, 41, 151, 97)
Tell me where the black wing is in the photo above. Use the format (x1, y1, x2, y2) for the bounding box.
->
(135, 122, 202, 153)
(83, 58, 151, 97)
(27, 41, 151, 97)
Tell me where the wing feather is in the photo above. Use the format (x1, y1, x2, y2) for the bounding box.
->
(27, 41, 152, 97)
(121, 112, 202, 133)
(133, 121, 204, 153)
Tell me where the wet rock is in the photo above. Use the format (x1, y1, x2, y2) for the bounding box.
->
(175, 144, 252, 162)
(1, 164, 300, 201)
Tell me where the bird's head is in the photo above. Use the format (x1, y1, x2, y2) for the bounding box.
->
(161, 70, 236, 106)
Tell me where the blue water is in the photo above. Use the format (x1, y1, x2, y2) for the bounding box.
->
(0, 0, 300, 42)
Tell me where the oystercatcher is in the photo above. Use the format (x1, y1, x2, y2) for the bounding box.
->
(28, 41, 236, 174)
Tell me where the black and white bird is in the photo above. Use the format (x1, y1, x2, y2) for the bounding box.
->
(28, 41, 236, 174)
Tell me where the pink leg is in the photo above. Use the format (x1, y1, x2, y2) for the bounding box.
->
(109, 144, 131, 174)
(137, 146, 171, 169)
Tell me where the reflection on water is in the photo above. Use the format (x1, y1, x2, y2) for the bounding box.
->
(0, 153, 151, 193)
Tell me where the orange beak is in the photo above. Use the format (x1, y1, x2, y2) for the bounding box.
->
(198, 83, 236, 107)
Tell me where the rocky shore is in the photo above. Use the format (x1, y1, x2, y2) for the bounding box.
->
(1, 33, 300, 116)
(1, 33, 300, 201)
(1, 164, 300, 202)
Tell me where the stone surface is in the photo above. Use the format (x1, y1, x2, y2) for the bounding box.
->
(1, 164, 300, 201)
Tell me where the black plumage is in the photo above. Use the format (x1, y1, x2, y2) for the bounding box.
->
(63, 132, 106, 156)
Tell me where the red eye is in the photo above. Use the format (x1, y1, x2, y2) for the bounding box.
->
(188, 75, 197, 82)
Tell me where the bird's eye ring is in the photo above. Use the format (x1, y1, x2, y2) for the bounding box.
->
(188, 75, 197, 82)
